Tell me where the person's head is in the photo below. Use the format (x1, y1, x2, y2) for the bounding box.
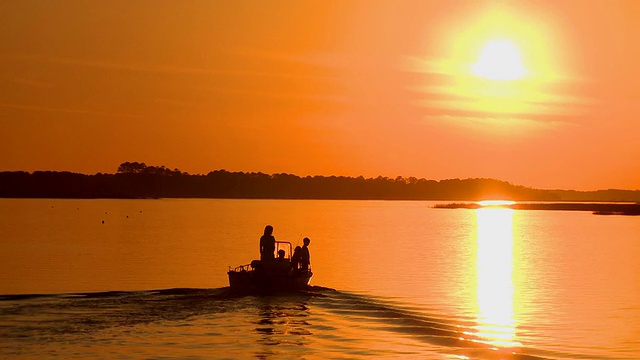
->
(264, 225, 273, 235)
(278, 249, 285, 259)
(303, 237, 310, 246)
(294, 246, 301, 253)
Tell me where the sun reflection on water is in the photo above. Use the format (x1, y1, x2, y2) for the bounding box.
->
(473, 207, 520, 348)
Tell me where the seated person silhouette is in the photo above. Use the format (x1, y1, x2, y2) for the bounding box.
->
(273, 249, 290, 272)
(290, 246, 302, 273)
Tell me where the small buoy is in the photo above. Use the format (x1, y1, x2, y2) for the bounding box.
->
(101, 220, 105, 224)
(105, 211, 108, 214)
(139, 210, 142, 213)
(126, 215, 129, 218)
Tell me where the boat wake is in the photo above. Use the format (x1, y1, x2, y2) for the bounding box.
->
(0, 288, 574, 359)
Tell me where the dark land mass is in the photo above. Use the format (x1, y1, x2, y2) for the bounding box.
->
(1, 162, 640, 202)
(434, 202, 640, 216)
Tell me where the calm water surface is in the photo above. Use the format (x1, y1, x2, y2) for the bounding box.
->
(1, 199, 639, 359)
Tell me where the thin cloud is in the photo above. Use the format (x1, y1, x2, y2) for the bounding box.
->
(151, 98, 201, 108)
(0, 102, 141, 119)
(2, 75, 54, 88)
(6, 53, 311, 79)
(402, 54, 595, 131)
(427, 114, 567, 130)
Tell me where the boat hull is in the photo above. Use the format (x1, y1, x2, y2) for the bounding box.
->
(227, 269, 312, 294)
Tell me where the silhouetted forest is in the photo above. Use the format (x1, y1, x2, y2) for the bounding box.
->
(1, 162, 639, 201)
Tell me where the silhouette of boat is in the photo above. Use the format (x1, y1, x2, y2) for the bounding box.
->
(227, 241, 313, 294)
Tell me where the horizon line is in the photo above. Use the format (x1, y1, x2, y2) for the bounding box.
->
(1, 166, 638, 193)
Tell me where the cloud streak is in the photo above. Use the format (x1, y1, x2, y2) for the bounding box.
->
(5, 53, 313, 80)
(0, 102, 141, 119)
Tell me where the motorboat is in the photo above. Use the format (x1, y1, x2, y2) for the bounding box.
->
(227, 241, 312, 294)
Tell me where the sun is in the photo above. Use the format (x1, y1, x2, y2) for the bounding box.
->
(472, 39, 527, 80)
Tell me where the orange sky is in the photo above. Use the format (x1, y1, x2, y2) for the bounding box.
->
(1, 0, 639, 190)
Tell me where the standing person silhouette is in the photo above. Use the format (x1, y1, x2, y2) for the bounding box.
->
(259, 225, 276, 261)
(300, 237, 311, 271)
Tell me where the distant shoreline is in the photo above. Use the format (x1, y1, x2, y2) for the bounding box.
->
(2, 162, 640, 202)
(434, 202, 640, 216)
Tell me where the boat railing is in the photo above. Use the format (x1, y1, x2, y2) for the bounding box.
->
(229, 264, 252, 272)
(275, 241, 293, 259)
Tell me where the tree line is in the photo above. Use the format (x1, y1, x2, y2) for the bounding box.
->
(1, 162, 639, 201)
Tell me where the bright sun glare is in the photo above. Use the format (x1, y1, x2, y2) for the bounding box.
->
(472, 39, 527, 80)
(478, 200, 516, 207)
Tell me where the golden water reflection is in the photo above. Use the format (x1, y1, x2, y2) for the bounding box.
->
(473, 207, 520, 348)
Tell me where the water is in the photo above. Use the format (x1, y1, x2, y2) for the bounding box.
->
(1, 199, 639, 359)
